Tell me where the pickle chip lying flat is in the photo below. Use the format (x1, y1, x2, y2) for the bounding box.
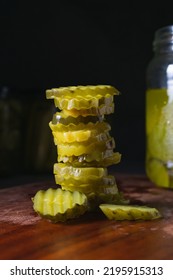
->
(46, 85, 119, 99)
(62, 103, 115, 116)
(99, 204, 162, 220)
(49, 120, 111, 133)
(52, 112, 104, 126)
(57, 137, 115, 157)
(52, 129, 111, 144)
(53, 95, 114, 110)
(32, 188, 88, 222)
(58, 151, 121, 167)
(54, 163, 108, 178)
(58, 176, 117, 194)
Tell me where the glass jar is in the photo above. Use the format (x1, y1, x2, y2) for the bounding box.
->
(0, 86, 23, 176)
(146, 25, 173, 188)
(25, 92, 56, 174)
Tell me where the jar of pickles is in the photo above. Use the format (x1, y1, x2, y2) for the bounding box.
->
(146, 25, 173, 188)
(0, 86, 23, 176)
(25, 91, 57, 173)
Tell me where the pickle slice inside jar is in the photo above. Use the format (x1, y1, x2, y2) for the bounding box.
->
(146, 158, 169, 187)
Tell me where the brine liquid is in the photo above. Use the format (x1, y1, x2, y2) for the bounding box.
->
(146, 88, 173, 188)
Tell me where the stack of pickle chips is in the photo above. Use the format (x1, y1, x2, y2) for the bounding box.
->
(32, 85, 161, 222)
(48, 85, 122, 206)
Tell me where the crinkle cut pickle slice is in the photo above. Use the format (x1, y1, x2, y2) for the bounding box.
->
(49, 120, 111, 133)
(60, 182, 118, 195)
(32, 188, 88, 222)
(53, 94, 113, 110)
(51, 121, 111, 144)
(54, 174, 116, 188)
(57, 138, 115, 157)
(46, 85, 120, 99)
(58, 151, 122, 167)
(61, 103, 115, 117)
(53, 131, 111, 145)
(99, 204, 162, 220)
(52, 112, 104, 125)
(53, 163, 108, 178)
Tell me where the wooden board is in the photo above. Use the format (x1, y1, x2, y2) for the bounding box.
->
(0, 174, 173, 260)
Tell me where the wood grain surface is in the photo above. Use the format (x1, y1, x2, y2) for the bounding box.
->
(0, 174, 173, 260)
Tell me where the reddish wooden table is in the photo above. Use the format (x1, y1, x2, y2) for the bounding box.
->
(0, 174, 173, 260)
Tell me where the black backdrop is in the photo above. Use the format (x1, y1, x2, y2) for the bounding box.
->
(1, 0, 173, 175)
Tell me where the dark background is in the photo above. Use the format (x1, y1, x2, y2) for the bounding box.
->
(0, 0, 173, 182)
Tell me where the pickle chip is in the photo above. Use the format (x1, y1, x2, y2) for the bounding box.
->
(57, 137, 115, 157)
(46, 85, 119, 99)
(52, 112, 104, 125)
(57, 175, 116, 194)
(49, 120, 111, 133)
(53, 131, 111, 145)
(62, 103, 115, 116)
(99, 204, 162, 220)
(58, 151, 121, 167)
(53, 95, 114, 110)
(32, 188, 88, 222)
(46, 85, 119, 111)
(54, 163, 108, 178)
